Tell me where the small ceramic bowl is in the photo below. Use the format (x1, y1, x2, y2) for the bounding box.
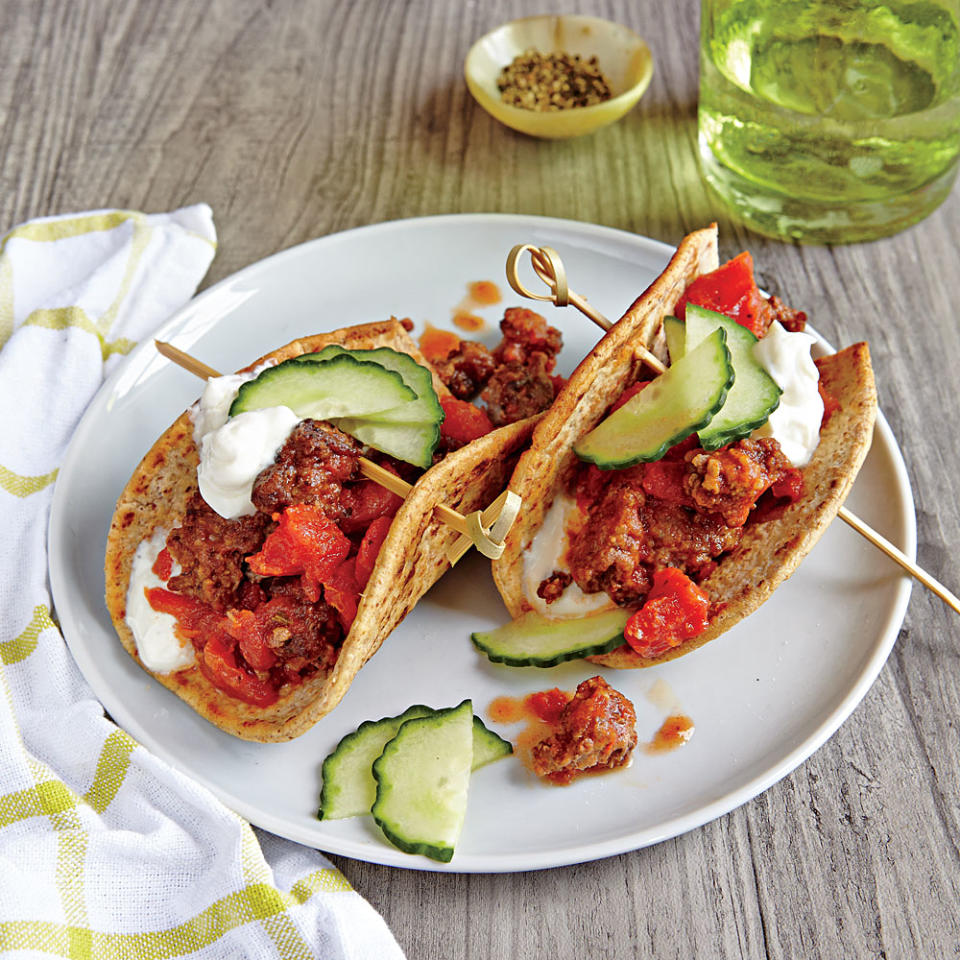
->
(464, 14, 654, 140)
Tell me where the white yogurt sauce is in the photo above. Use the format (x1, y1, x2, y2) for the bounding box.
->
(125, 528, 194, 674)
(197, 406, 301, 519)
(522, 493, 614, 619)
(189, 362, 300, 520)
(752, 321, 824, 466)
(190, 362, 273, 445)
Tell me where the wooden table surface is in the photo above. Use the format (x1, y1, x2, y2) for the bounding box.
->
(5, 0, 958, 956)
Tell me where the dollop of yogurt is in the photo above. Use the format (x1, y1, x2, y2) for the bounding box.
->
(190, 364, 270, 446)
(522, 493, 614, 619)
(126, 529, 194, 674)
(189, 362, 300, 520)
(197, 407, 301, 519)
(752, 321, 824, 466)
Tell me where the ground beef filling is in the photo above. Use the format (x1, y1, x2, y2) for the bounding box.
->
(558, 438, 795, 608)
(251, 419, 361, 518)
(435, 306, 563, 426)
(166, 494, 270, 612)
(761, 295, 807, 335)
(163, 421, 372, 692)
(531, 676, 638, 785)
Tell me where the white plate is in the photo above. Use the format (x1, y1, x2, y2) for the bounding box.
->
(48, 214, 915, 873)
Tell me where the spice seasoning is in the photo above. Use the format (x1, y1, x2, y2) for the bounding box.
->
(497, 49, 613, 112)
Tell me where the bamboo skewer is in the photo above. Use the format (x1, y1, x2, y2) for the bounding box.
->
(506, 244, 960, 616)
(153, 339, 518, 561)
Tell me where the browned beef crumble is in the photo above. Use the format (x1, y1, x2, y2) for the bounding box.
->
(434, 340, 497, 400)
(684, 438, 795, 527)
(166, 493, 271, 612)
(251, 419, 361, 518)
(536, 571, 573, 604)
(434, 306, 564, 426)
(531, 676, 638, 785)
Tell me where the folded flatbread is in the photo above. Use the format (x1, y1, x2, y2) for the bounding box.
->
(106, 320, 535, 740)
(492, 226, 877, 666)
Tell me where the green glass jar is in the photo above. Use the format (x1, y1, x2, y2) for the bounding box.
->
(698, 0, 960, 243)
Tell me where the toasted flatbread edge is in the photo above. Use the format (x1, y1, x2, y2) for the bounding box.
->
(491, 226, 878, 668)
(105, 319, 536, 741)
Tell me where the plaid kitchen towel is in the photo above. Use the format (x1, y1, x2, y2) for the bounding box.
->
(0, 206, 405, 959)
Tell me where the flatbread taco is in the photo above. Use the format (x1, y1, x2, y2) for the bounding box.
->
(106, 312, 564, 742)
(484, 225, 877, 668)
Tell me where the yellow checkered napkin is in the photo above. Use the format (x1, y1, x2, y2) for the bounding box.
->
(0, 208, 405, 959)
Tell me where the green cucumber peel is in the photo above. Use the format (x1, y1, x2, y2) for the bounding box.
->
(663, 315, 686, 363)
(228, 353, 416, 420)
(297, 346, 443, 467)
(684, 304, 782, 450)
(371, 700, 474, 863)
(318, 706, 511, 822)
(573, 327, 733, 469)
(471, 607, 630, 667)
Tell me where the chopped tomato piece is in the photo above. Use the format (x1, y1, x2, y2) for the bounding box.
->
(769, 467, 804, 502)
(624, 568, 710, 659)
(663, 434, 700, 461)
(356, 515, 393, 588)
(340, 476, 403, 533)
(152, 547, 173, 581)
(199, 634, 278, 707)
(225, 609, 279, 671)
(440, 396, 494, 445)
(247, 503, 350, 586)
(575, 463, 609, 513)
(676, 252, 770, 338)
(324, 557, 360, 633)
(145, 587, 221, 642)
(419, 324, 461, 363)
(524, 688, 571, 724)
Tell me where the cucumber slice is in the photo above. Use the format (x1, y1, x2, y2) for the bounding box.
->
(573, 327, 733, 469)
(229, 354, 416, 420)
(306, 346, 443, 466)
(472, 607, 630, 667)
(299, 346, 443, 428)
(372, 700, 474, 863)
(685, 304, 782, 450)
(663, 315, 686, 363)
(471, 715, 513, 768)
(318, 704, 435, 820)
(332, 416, 439, 470)
(318, 706, 512, 821)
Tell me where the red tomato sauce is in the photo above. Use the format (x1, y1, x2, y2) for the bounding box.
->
(469, 280, 501, 306)
(453, 311, 484, 332)
(644, 715, 695, 754)
(418, 323, 461, 363)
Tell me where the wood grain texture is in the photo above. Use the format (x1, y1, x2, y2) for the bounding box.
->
(4, 0, 958, 956)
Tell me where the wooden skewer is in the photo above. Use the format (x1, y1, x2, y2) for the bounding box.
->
(506, 243, 666, 373)
(838, 507, 960, 613)
(506, 244, 960, 615)
(153, 339, 514, 559)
